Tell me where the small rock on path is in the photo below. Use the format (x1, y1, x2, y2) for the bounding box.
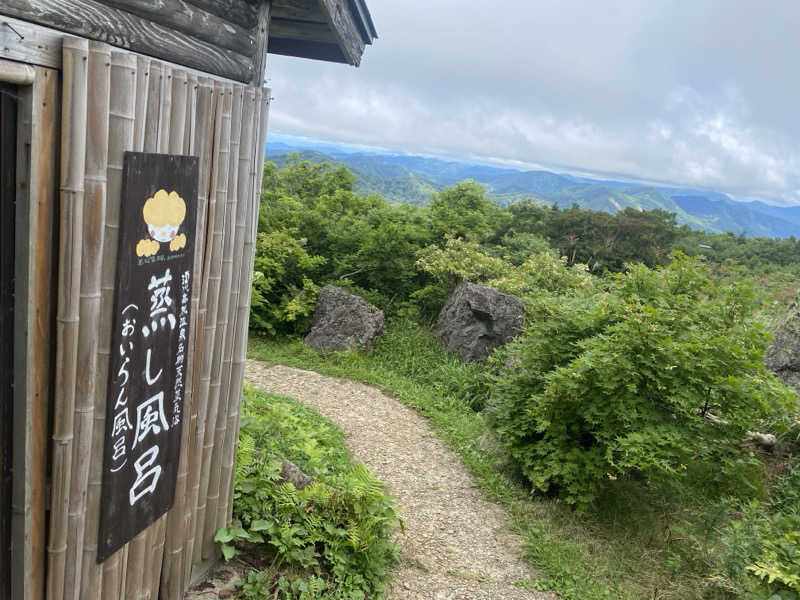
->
(245, 360, 556, 600)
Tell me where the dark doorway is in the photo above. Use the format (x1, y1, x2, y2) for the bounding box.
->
(0, 81, 17, 599)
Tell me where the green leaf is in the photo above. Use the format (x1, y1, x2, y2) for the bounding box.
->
(220, 543, 237, 561)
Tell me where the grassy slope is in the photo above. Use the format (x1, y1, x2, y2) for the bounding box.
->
(248, 322, 729, 600)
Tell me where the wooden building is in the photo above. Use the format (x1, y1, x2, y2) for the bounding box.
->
(0, 2, 376, 599)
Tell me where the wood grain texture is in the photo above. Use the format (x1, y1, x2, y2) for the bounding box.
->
(271, 0, 326, 22)
(267, 37, 345, 63)
(101, 0, 256, 57)
(1, 0, 254, 82)
(317, 0, 365, 65)
(183, 0, 258, 31)
(11, 65, 59, 600)
(0, 59, 35, 83)
(250, 1, 270, 86)
(0, 80, 17, 600)
(270, 18, 336, 44)
(0, 16, 63, 69)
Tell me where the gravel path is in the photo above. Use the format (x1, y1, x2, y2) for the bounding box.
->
(244, 360, 555, 600)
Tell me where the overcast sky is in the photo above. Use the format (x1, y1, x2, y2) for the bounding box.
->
(265, 1, 800, 205)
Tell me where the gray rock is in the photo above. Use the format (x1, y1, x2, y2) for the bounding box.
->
(305, 285, 385, 351)
(766, 293, 800, 393)
(278, 458, 313, 490)
(436, 281, 524, 362)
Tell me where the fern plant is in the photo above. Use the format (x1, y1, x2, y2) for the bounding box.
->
(216, 386, 401, 599)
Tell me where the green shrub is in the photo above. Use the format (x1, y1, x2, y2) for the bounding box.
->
(490, 253, 797, 509)
(748, 513, 800, 597)
(217, 387, 400, 599)
(250, 230, 325, 335)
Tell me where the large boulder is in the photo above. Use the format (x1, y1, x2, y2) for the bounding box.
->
(766, 293, 800, 393)
(305, 285, 385, 351)
(436, 281, 524, 362)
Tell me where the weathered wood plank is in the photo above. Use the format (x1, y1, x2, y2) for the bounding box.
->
(183, 0, 258, 31)
(317, 0, 366, 65)
(102, 0, 257, 57)
(0, 16, 63, 69)
(250, 1, 270, 86)
(270, 18, 336, 44)
(12, 64, 60, 600)
(0, 80, 17, 600)
(268, 37, 346, 63)
(270, 0, 326, 23)
(0, 58, 35, 83)
(1, 0, 254, 82)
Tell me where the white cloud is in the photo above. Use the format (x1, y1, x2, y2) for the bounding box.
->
(265, 0, 800, 205)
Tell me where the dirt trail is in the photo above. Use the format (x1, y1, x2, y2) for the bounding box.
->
(244, 361, 555, 600)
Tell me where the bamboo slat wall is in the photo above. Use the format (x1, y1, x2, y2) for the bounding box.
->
(46, 37, 270, 600)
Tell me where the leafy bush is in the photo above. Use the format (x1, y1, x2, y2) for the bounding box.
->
(748, 513, 800, 597)
(216, 387, 400, 599)
(250, 230, 326, 335)
(413, 236, 593, 317)
(490, 253, 798, 508)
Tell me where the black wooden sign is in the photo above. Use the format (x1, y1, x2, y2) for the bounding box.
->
(97, 152, 198, 562)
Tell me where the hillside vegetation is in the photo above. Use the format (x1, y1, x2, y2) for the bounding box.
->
(249, 156, 800, 599)
(266, 147, 800, 238)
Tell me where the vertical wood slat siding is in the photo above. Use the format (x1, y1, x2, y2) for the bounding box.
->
(47, 37, 88, 600)
(12, 64, 60, 600)
(161, 70, 200, 600)
(64, 40, 111, 600)
(101, 49, 138, 600)
(202, 84, 243, 559)
(224, 89, 270, 524)
(180, 76, 216, 591)
(193, 81, 233, 564)
(217, 86, 258, 527)
(143, 64, 189, 600)
(49, 39, 268, 599)
(184, 80, 224, 577)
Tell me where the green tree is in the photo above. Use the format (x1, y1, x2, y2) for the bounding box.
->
(428, 181, 510, 243)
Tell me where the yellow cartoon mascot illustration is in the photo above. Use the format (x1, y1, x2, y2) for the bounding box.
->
(136, 189, 187, 257)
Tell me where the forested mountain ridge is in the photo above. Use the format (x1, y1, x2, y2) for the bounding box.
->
(265, 142, 799, 238)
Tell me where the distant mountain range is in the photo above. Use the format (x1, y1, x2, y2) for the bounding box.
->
(265, 140, 800, 238)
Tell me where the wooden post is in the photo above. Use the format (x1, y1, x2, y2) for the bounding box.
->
(64, 40, 111, 600)
(12, 64, 60, 600)
(47, 36, 88, 600)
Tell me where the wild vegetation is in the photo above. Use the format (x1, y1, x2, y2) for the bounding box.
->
(241, 155, 800, 599)
(216, 386, 400, 599)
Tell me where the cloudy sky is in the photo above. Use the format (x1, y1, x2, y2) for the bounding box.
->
(265, 1, 800, 205)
